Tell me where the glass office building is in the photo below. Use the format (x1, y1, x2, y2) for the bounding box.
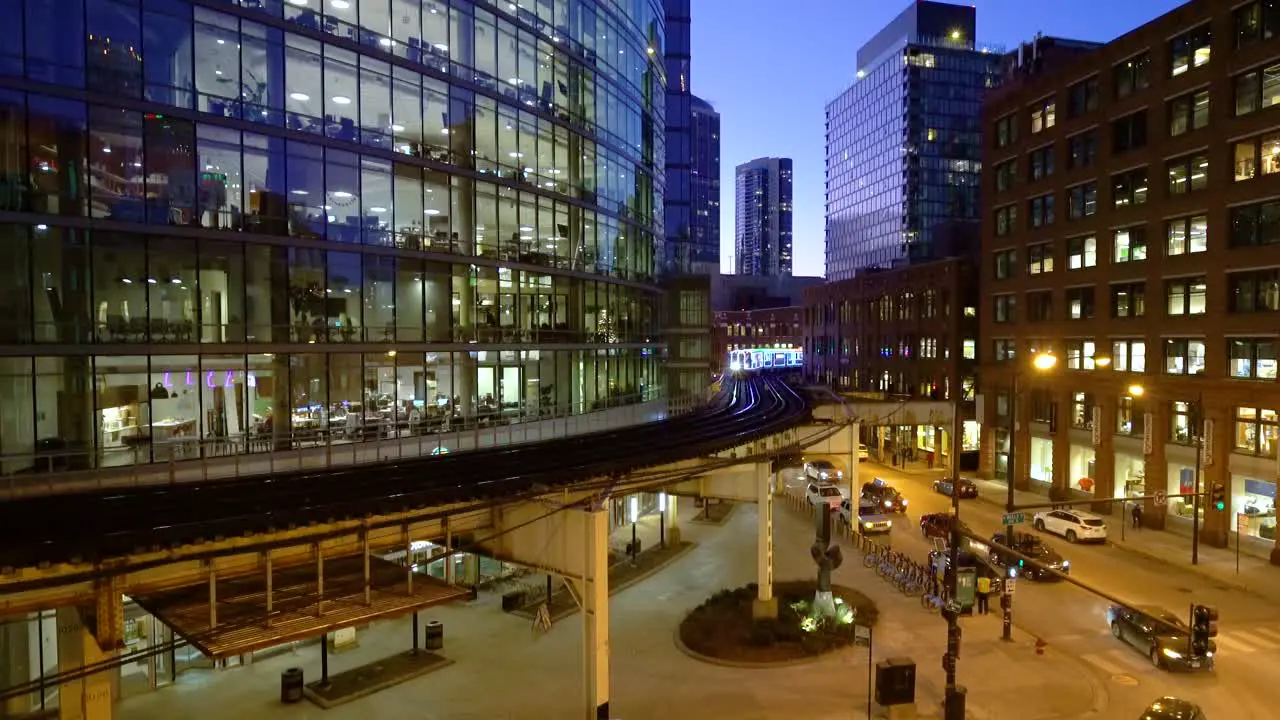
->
(824, 0, 999, 280)
(734, 156, 792, 277)
(0, 0, 666, 473)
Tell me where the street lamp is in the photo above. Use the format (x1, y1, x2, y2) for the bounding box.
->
(1003, 351, 1057, 642)
(1128, 384, 1145, 397)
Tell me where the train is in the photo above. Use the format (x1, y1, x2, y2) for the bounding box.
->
(727, 346, 804, 372)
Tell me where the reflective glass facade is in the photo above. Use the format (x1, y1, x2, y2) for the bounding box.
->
(0, 0, 666, 472)
(734, 156, 792, 277)
(825, 1, 999, 280)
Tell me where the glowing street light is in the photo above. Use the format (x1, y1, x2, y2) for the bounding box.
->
(1128, 384, 1145, 397)
(1032, 352, 1058, 371)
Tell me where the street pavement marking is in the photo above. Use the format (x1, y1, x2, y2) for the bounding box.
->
(1081, 649, 1150, 675)
(1213, 634, 1259, 653)
(1250, 627, 1280, 642)
(1228, 631, 1279, 651)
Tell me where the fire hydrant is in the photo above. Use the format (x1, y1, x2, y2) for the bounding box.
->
(1035, 637, 1048, 656)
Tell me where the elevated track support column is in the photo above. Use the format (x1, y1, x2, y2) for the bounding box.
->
(753, 462, 777, 620)
(662, 492, 679, 546)
(57, 601, 119, 720)
(582, 502, 610, 720)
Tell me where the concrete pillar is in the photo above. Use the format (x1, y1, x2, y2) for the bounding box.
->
(849, 421, 861, 497)
(1202, 407, 1232, 549)
(933, 426, 944, 469)
(978, 423, 996, 478)
(1, 613, 35, 717)
(460, 553, 480, 586)
(1092, 396, 1117, 515)
(753, 462, 777, 620)
(56, 607, 117, 720)
(662, 493, 680, 545)
(1142, 406, 1167, 530)
(582, 505, 610, 720)
(1051, 391, 1071, 499)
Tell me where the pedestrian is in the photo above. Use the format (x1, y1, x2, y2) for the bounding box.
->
(976, 574, 992, 614)
(1131, 502, 1143, 529)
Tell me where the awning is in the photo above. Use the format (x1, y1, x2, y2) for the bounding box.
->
(130, 555, 468, 659)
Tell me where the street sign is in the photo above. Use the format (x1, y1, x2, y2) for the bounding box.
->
(854, 624, 871, 647)
(1154, 490, 1167, 507)
(1238, 513, 1249, 534)
(1001, 512, 1026, 526)
(1005, 578, 1017, 595)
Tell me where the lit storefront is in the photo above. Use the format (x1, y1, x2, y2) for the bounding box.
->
(1029, 435, 1053, 484)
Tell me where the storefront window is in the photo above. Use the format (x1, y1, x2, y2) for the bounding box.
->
(1233, 477, 1277, 539)
(1029, 436, 1053, 483)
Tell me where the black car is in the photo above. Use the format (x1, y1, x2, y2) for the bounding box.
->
(1139, 697, 1206, 719)
(933, 477, 979, 499)
(986, 531, 1069, 580)
(861, 479, 908, 514)
(920, 513, 971, 541)
(1107, 605, 1215, 672)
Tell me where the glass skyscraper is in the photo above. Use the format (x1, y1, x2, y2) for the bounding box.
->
(734, 156, 792, 277)
(0, 0, 666, 474)
(824, 0, 999, 280)
(688, 94, 720, 274)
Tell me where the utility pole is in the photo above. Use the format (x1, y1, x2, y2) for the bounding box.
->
(1002, 372, 1017, 642)
(944, 395, 964, 717)
(1191, 391, 1204, 565)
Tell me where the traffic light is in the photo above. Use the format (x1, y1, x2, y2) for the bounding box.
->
(1190, 604, 1219, 657)
(1210, 483, 1226, 512)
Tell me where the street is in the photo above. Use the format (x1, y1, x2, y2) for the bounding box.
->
(793, 460, 1280, 718)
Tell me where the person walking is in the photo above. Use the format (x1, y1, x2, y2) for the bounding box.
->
(975, 574, 992, 615)
(1131, 502, 1143, 529)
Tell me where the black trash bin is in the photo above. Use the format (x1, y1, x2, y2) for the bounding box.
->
(281, 667, 304, 703)
(944, 686, 966, 720)
(425, 620, 444, 650)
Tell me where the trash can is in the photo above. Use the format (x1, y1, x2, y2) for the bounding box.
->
(425, 620, 444, 650)
(944, 686, 966, 720)
(280, 667, 304, 703)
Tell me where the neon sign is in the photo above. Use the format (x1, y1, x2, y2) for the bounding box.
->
(162, 370, 258, 390)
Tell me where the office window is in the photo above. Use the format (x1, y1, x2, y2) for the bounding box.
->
(1232, 132, 1280, 183)
(1067, 182, 1097, 220)
(1166, 277, 1207, 315)
(1233, 62, 1280, 116)
(993, 248, 1016, 280)
(1067, 235, 1097, 269)
(1164, 338, 1206, 375)
(1112, 168, 1149, 208)
(1169, 25, 1211, 77)
(1168, 90, 1210, 136)
(1236, 1, 1280, 48)
(1230, 199, 1280, 246)
(1029, 194, 1054, 228)
(993, 294, 1016, 323)
(1229, 269, 1280, 312)
(1167, 154, 1208, 195)
(995, 204, 1018, 236)
(1111, 282, 1146, 318)
(1066, 340, 1099, 370)
(962, 339, 976, 360)
(1172, 401, 1201, 444)
(1067, 287, 1096, 319)
(1112, 110, 1148, 154)
(1113, 227, 1148, 263)
(995, 113, 1018, 148)
(994, 158, 1018, 192)
(1166, 215, 1208, 255)
(1229, 338, 1278, 379)
(1067, 130, 1098, 168)
(1027, 291, 1052, 321)
(1117, 396, 1143, 435)
(1030, 98, 1056, 134)
(1027, 242, 1054, 274)
(994, 339, 1016, 362)
(1068, 76, 1100, 117)
(1114, 52, 1151, 99)
(1027, 145, 1054, 181)
(1112, 339, 1147, 373)
(1234, 406, 1280, 455)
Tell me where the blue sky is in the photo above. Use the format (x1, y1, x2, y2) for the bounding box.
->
(691, 0, 1186, 277)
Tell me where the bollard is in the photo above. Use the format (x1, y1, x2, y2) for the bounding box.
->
(1035, 638, 1047, 655)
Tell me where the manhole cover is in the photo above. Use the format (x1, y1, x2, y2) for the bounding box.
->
(1112, 674, 1139, 686)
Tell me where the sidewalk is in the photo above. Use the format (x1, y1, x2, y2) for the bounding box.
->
(965, 475, 1280, 598)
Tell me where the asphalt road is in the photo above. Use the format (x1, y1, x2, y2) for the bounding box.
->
(785, 463, 1280, 719)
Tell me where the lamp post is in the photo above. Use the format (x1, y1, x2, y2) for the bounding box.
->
(1002, 351, 1058, 642)
(628, 496, 640, 564)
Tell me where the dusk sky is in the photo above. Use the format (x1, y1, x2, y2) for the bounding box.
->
(693, 0, 1186, 278)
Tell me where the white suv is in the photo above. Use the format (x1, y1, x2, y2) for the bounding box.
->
(1032, 509, 1108, 543)
(806, 482, 845, 508)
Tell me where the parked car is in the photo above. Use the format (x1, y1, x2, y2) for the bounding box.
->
(1139, 697, 1207, 719)
(1033, 509, 1108, 543)
(841, 497, 892, 534)
(986, 531, 1069, 580)
(858, 443, 870, 460)
(933, 477, 979, 499)
(1106, 605, 1214, 672)
(805, 482, 844, 509)
(804, 459, 843, 481)
(861, 478, 908, 513)
(920, 512, 971, 542)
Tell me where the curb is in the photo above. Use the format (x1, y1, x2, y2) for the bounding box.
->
(1105, 540, 1262, 596)
(671, 624, 835, 669)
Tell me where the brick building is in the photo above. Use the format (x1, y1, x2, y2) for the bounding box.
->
(979, 0, 1280, 560)
(711, 306, 802, 375)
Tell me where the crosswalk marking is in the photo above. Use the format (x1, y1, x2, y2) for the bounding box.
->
(1081, 648, 1151, 675)
(1080, 652, 1127, 675)
(1251, 627, 1280, 642)
(1214, 634, 1259, 653)
(1230, 631, 1280, 651)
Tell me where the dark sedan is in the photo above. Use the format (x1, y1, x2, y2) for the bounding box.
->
(1107, 605, 1215, 672)
(920, 512, 971, 541)
(986, 531, 1069, 580)
(1140, 697, 1207, 719)
(861, 480, 908, 514)
(933, 477, 979, 499)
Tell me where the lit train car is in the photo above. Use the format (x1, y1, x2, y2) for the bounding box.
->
(728, 347, 804, 372)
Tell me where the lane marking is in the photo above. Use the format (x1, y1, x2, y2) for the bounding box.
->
(1230, 631, 1279, 651)
(1213, 634, 1258, 653)
(1080, 651, 1128, 675)
(1109, 648, 1156, 672)
(1250, 627, 1280, 642)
